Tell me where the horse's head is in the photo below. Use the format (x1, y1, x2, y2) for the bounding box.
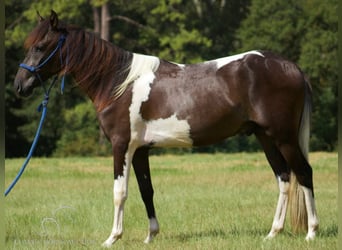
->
(14, 10, 67, 97)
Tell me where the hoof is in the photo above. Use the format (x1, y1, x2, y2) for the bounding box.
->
(263, 234, 274, 241)
(102, 235, 121, 248)
(144, 230, 159, 244)
(306, 223, 318, 241)
(263, 230, 279, 241)
(305, 232, 316, 241)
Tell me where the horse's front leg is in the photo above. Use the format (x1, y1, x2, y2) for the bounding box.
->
(102, 143, 134, 247)
(132, 147, 159, 243)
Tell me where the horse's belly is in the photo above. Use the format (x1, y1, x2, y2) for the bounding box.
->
(187, 112, 245, 146)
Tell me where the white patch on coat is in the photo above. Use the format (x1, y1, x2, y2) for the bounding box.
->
(114, 53, 160, 98)
(129, 70, 192, 148)
(128, 71, 155, 148)
(210, 50, 264, 69)
(171, 61, 185, 68)
(145, 115, 192, 147)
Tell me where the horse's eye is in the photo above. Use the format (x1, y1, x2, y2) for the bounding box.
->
(33, 45, 43, 53)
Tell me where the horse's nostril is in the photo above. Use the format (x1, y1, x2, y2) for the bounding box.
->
(15, 82, 21, 93)
(14, 79, 23, 95)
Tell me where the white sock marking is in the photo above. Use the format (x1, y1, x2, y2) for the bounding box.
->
(103, 152, 133, 247)
(265, 177, 289, 239)
(301, 185, 319, 240)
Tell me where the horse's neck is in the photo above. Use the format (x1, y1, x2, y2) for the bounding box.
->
(68, 31, 132, 111)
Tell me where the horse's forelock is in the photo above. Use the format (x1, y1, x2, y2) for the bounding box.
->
(24, 20, 50, 49)
(24, 18, 67, 50)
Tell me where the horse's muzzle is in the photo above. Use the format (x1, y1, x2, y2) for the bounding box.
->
(14, 76, 36, 97)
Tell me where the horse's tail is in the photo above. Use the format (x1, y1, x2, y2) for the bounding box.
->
(289, 75, 312, 233)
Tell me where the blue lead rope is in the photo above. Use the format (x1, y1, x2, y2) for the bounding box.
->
(5, 98, 48, 196)
(5, 76, 58, 197)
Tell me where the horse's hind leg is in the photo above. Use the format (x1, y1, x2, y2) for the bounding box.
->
(278, 143, 319, 240)
(256, 133, 290, 239)
(132, 147, 159, 243)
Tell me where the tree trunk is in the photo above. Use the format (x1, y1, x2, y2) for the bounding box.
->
(101, 2, 110, 41)
(98, 2, 111, 150)
(93, 6, 101, 36)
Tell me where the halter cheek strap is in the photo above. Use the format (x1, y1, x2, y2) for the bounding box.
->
(19, 34, 68, 94)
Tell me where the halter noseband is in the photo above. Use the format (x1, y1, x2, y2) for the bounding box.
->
(19, 34, 68, 94)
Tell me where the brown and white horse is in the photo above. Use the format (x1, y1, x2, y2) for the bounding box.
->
(14, 11, 318, 247)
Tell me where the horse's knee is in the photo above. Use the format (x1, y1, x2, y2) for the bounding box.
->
(114, 190, 128, 206)
(113, 178, 128, 205)
(141, 186, 154, 201)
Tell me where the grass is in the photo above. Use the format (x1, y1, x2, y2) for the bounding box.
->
(5, 152, 337, 249)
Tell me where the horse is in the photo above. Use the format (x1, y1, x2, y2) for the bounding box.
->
(14, 11, 318, 247)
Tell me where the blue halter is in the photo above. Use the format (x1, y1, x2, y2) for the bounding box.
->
(19, 34, 68, 94)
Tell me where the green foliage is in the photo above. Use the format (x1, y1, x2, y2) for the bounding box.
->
(147, 0, 212, 62)
(299, 0, 338, 151)
(54, 101, 110, 156)
(5, 84, 28, 157)
(235, 0, 305, 60)
(23, 0, 87, 20)
(311, 86, 337, 151)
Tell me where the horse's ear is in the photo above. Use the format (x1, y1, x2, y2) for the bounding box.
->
(49, 10, 59, 30)
(36, 11, 45, 22)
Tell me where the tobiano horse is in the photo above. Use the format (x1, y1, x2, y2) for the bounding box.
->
(14, 11, 318, 246)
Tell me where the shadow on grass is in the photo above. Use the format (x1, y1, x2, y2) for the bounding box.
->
(169, 224, 337, 243)
(171, 227, 268, 242)
(174, 229, 227, 242)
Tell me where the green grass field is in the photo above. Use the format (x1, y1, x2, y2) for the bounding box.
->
(5, 152, 337, 249)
